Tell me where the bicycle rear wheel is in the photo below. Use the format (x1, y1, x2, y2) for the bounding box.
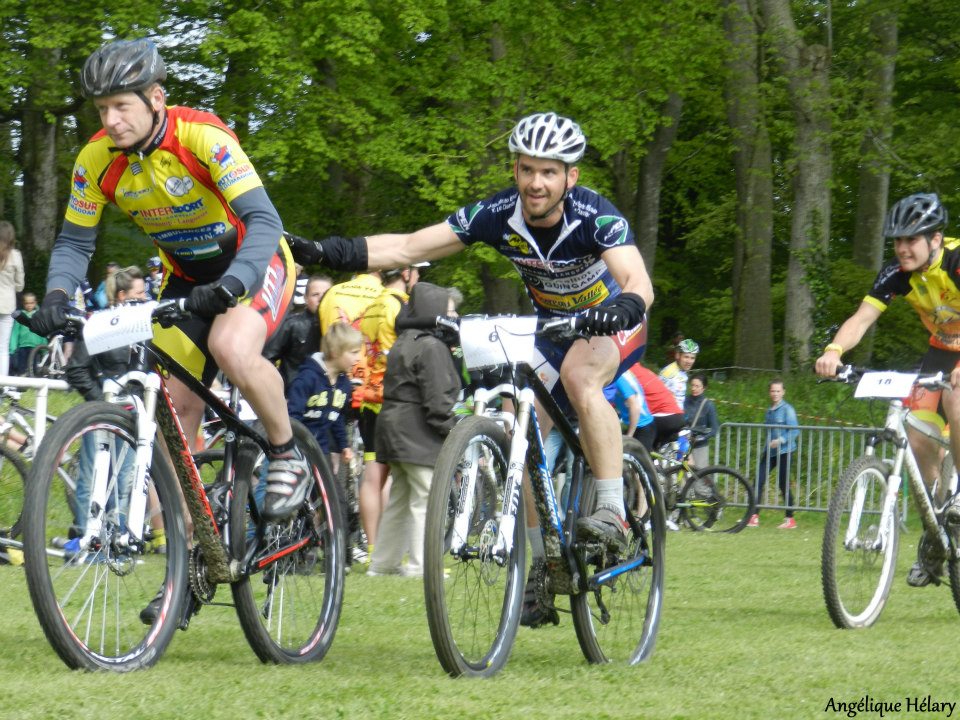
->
(0, 443, 29, 539)
(821, 455, 899, 629)
(22, 402, 187, 670)
(572, 437, 665, 665)
(26, 345, 49, 378)
(423, 416, 524, 677)
(679, 465, 754, 533)
(230, 421, 345, 664)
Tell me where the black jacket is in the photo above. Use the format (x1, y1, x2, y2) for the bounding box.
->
(262, 309, 320, 390)
(65, 340, 131, 401)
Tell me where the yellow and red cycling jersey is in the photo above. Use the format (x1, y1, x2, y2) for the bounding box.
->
(865, 237, 960, 351)
(357, 286, 408, 408)
(64, 105, 264, 285)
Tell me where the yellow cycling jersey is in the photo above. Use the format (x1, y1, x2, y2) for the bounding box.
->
(357, 286, 408, 407)
(317, 274, 383, 333)
(65, 105, 265, 284)
(864, 237, 960, 351)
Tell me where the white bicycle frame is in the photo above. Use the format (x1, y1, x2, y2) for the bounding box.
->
(75, 369, 161, 552)
(851, 394, 958, 560)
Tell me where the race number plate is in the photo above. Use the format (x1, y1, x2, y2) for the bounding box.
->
(460, 316, 537, 370)
(854, 371, 917, 399)
(83, 302, 158, 356)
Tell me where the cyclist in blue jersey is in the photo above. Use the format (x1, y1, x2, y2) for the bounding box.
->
(292, 112, 655, 565)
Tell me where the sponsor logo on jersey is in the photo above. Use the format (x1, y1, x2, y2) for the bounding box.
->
(165, 176, 194, 197)
(216, 163, 255, 192)
(594, 215, 628, 248)
(506, 234, 531, 255)
(72, 166, 88, 197)
(130, 161, 143, 176)
(67, 196, 97, 216)
(151, 222, 229, 247)
(120, 186, 153, 199)
(528, 278, 609, 312)
(211, 143, 234, 168)
(132, 198, 205, 219)
(259, 262, 287, 323)
(452, 202, 484, 233)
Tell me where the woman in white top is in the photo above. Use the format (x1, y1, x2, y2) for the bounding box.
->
(0, 222, 25, 377)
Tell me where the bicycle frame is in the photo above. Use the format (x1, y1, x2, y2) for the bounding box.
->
(458, 361, 646, 595)
(80, 338, 270, 584)
(856, 399, 957, 559)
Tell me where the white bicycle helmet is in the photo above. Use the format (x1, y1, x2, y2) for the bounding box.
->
(508, 112, 586, 164)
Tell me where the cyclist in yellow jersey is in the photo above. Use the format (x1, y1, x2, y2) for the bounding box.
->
(355, 264, 423, 553)
(32, 39, 310, 523)
(318, 272, 384, 334)
(816, 192, 960, 586)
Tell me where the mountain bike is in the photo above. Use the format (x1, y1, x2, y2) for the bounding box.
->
(22, 300, 345, 671)
(650, 431, 755, 533)
(422, 314, 665, 677)
(339, 412, 367, 564)
(28, 333, 68, 379)
(821, 366, 960, 629)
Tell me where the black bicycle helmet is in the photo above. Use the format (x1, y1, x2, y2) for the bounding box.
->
(882, 192, 948, 238)
(81, 39, 167, 98)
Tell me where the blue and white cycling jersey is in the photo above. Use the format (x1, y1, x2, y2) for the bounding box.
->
(446, 185, 633, 317)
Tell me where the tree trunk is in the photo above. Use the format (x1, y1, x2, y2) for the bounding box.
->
(762, 0, 832, 372)
(724, 0, 776, 369)
(852, 9, 897, 272)
(20, 46, 62, 262)
(851, 9, 897, 362)
(634, 92, 683, 276)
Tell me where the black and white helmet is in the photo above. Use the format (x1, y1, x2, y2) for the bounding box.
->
(882, 192, 948, 238)
(81, 38, 167, 98)
(508, 112, 586, 164)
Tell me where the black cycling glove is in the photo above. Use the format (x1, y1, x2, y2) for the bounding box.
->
(580, 292, 647, 335)
(185, 276, 245, 319)
(283, 231, 368, 271)
(31, 290, 72, 336)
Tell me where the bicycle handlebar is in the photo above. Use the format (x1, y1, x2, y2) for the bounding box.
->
(830, 364, 951, 391)
(395, 313, 588, 342)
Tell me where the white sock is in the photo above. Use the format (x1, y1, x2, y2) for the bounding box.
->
(595, 477, 625, 517)
(527, 527, 545, 560)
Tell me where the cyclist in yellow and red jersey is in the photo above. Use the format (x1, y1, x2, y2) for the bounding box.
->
(816, 192, 960, 586)
(32, 38, 310, 526)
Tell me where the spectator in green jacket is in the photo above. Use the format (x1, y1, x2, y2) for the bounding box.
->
(10, 293, 46, 376)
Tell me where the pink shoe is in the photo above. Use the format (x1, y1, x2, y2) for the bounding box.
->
(746, 514, 759, 527)
(777, 517, 797, 530)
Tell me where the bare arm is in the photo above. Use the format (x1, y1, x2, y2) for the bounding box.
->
(602, 244, 654, 310)
(365, 222, 465, 270)
(814, 301, 883, 377)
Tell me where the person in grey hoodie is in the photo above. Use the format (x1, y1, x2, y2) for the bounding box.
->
(369, 282, 460, 577)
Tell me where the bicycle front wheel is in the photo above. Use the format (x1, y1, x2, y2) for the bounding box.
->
(572, 437, 665, 665)
(230, 421, 345, 664)
(423, 416, 524, 677)
(22, 402, 187, 671)
(679, 465, 754, 533)
(821, 455, 899, 629)
(0, 443, 29, 538)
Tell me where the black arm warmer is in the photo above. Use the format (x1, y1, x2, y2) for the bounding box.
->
(319, 235, 369, 272)
(616, 292, 647, 327)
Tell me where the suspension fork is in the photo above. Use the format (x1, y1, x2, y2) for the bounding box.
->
(493, 388, 536, 561)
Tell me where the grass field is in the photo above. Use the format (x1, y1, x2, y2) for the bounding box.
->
(3, 511, 959, 720)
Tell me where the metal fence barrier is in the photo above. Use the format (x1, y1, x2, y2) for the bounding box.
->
(707, 422, 911, 519)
